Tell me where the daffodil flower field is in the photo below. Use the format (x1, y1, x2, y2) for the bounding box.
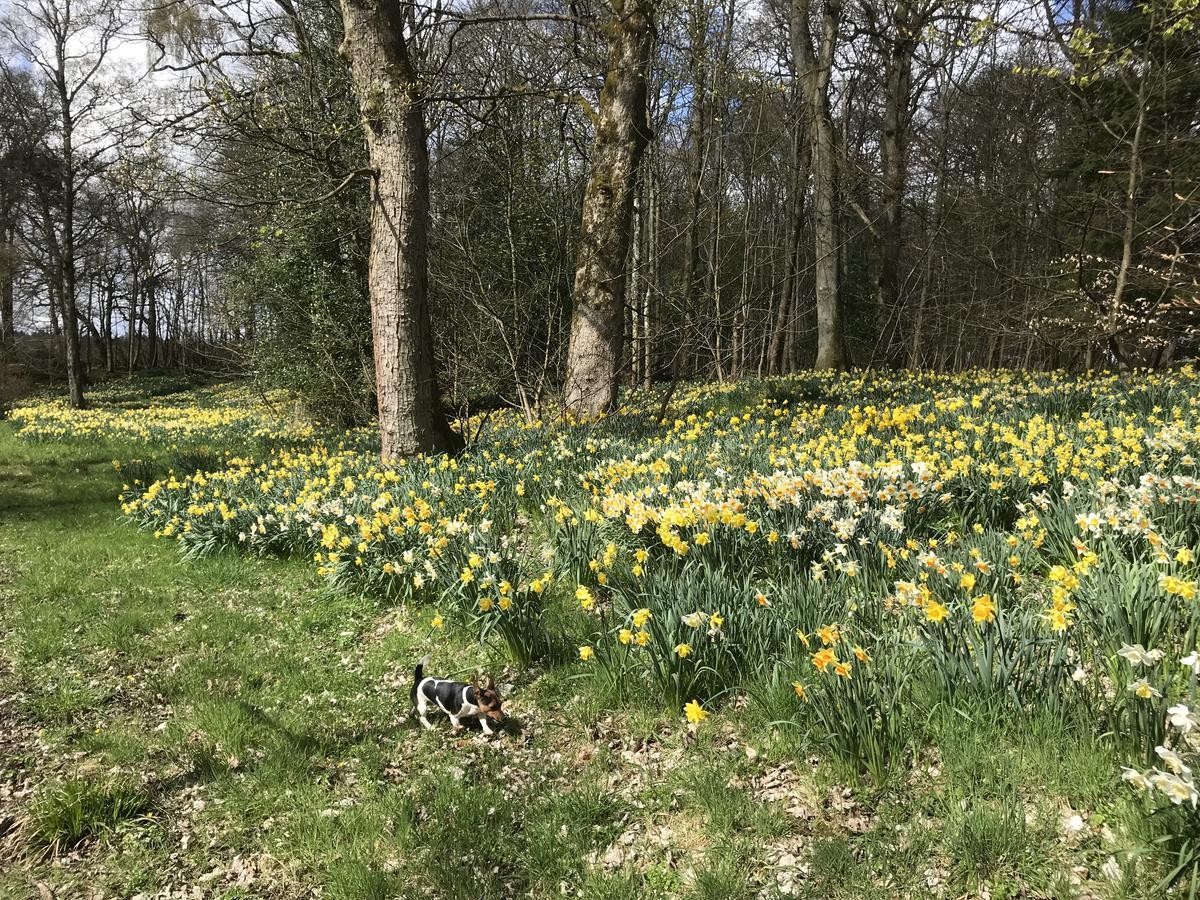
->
(5, 369, 1200, 897)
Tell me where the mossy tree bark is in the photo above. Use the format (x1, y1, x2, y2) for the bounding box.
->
(563, 0, 655, 415)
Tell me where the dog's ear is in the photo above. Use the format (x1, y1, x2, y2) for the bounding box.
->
(485, 675, 497, 693)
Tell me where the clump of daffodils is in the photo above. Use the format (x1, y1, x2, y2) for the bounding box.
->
(1122, 656, 1199, 808)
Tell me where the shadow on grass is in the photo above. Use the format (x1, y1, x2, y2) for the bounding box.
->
(0, 439, 121, 527)
(0, 488, 115, 525)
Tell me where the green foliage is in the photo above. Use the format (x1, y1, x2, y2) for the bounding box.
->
(797, 629, 912, 786)
(235, 210, 373, 427)
(28, 778, 154, 852)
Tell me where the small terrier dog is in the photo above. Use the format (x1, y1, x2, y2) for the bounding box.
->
(411, 655, 506, 735)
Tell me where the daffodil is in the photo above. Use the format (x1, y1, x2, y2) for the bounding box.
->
(1127, 679, 1162, 700)
(1117, 644, 1165, 667)
(971, 595, 996, 625)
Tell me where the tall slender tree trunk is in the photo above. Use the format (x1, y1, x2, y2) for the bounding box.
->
(57, 89, 85, 406)
(1, 220, 13, 355)
(0, 211, 12, 418)
(643, 152, 657, 388)
(563, 0, 654, 415)
(675, 0, 708, 381)
(103, 282, 114, 373)
(337, 0, 457, 458)
(876, 1, 916, 368)
(732, 162, 753, 378)
(128, 286, 140, 374)
(630, 179, 644, 387)
(1107, 51, 1149, 365)
(912, 82, 950, 369)
(147, 276, 160, 368)
(791, 0, 845, 371)
(767, 110, 809, 375)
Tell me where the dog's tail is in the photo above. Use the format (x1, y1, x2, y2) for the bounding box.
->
(410, 654, 431, 708)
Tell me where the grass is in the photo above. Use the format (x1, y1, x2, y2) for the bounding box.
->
(0, 420, 1173, 899)
(27, 778, 154, 853)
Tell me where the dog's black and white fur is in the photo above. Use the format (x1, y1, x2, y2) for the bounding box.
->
(411, 655, 505, 735)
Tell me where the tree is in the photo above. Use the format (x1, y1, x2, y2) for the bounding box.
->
(336, 0, 457, 457)
(862, 0, 943, 367)
(1, 0, 127, 407)
(1031, 0, 1200, 366)
(791, 0, 846, 370)
(145, 0, 375, 419)
(563, 0, 655, 415)
(0, 66, 45, 371)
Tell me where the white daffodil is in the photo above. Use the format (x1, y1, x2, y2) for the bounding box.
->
(1118, 644, 1166, 667)
(1155, 745, 1192, 777)
(1150, 770, 1199, 806)
(1127, 679, 1162, 699)
(1168, 704, 1197, 734)
(1122, 766, 1151, 790)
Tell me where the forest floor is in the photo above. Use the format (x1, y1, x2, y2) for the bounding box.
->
(0, 390, 1170, 900)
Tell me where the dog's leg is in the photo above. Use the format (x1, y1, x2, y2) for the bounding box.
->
(416, 695, 434, 730)
(449, 715, 462, 730)
(480, 717, 494, 736)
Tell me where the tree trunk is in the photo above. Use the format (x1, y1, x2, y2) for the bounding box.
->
(147, 276, 160, 368)
(875, 1, 916, 368)
(563, 0, 654, 415)
(643, 150, 658, 388)
(675, 0, 708, 381)
(103, 282, 114, 373)
(791, 0, 845, 371)
(337, 0, 457, 458)
(0, 212, 12, 418)
(1107, 45, 1148, 356)
(629, 177, 642, 387)
(1, 220, 13, 354)
(58, 95, 85, 406)
(767, 110, 808, 375)
(128, 286, 140, 374)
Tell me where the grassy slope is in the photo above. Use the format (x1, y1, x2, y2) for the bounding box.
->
(0, 425, 1155, 900)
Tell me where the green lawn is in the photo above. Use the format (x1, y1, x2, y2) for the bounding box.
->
(0, 424, 1161, 899)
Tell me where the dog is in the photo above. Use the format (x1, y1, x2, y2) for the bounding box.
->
(410, 655, 506, 735)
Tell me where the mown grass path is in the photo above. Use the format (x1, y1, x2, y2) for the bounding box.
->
(0, 425, 1141, 900)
